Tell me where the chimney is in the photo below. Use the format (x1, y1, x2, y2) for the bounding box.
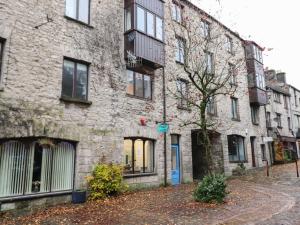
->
(276, 72, 286, 83)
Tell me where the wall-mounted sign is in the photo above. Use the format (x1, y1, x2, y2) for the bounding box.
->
(263, 137, 273, 142)
(157, 123, 169, 133)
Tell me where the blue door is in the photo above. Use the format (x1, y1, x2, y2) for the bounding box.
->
(171, 145, 180, 185)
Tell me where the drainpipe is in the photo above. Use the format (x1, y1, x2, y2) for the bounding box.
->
(162, 67, 167, 187)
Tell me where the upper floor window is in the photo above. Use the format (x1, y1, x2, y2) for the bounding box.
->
(225, 35, 233, 53)
(231, 97, 239, 120)
(62, 58, 89, 101)
(253, 45, 263, 63)
(288, 117, 292, 131)
(123, 138, 154, 175)
(276, 113, 282, 128)
(228, 135, 246, 162)
(200, 20, 210, 39)
(207, 96, 217, 115)
(256, 73, 265, 89)
(294, 89, 298, 106)
(251, 106, 259, 125)
(126, 70, 152, 100)
(0, 38, 4, 81)
(124, 7, 132, 31)
(175, 37, 185, 64)
(172, 2, 182, 23)
(135, 6, 164, 41)
(274, 92, 281, 103)
(176, 79, 188, 109)
(266, 112, 271, 127)
(284, 95, 289, 109)
(205, 52, 214, 74)
(66, 0, 90, 24)
(228, 63, 236, 85)
(296, 114, 300, 129)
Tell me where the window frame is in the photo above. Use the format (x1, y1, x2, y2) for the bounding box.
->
(274, 92, 281, 103)
(172, 2, 183, 24)
(205, 51, 214, 75)
(65, 0, 91, 25)
(228, 63, 237, 86)
(231, 97, 240, 121)
(61, 57, 90, 103)
(0, 38, 5, 83)
(251, 106, 260, 125)
(175, 36, 185, 64)
(225, 35, 233, 54)
(0, 138, 76, 201)
(200, 19, 210, 39)
(276, 113, 282, 128)
(123, 137, 155, 176)
(126, 70, 152, 100)
(176, 79, 189, 109)
(227, 135, 247, 163)
(207, 96, 217, 116)
(266, 112, 271, 128)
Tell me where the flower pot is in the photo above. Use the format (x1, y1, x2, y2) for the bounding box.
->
(72, 190, 87, 204)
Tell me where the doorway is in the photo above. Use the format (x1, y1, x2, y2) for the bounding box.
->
(171, 135, 180, 185)
(250, 136, 256, 167)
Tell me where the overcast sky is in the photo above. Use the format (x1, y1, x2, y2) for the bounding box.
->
(191, 0, 300, 89)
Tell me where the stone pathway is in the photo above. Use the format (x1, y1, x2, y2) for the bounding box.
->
(1, 163, 300, 225)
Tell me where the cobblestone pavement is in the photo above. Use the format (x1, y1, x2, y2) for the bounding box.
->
(1, 163, 300, 225)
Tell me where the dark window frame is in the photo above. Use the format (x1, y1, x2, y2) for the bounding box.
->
(65, 0, 91, 25)
(251, 105, 260, 125)
(123, 137, 155, 175)
(126, 70, 153, 100)
(231, 97, 240, 121)
(228, 135, 247, 163)
(0, 38, 5, 82)
(176, 78, 189, 110)
(61, 57, 90, 102)
(276, 113, 282, 128)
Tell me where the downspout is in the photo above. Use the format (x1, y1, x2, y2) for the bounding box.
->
(162, 67, 167, 187)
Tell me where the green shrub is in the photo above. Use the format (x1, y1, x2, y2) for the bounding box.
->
(87, 164, 128, 200)
(193, 174, 227, 203)
(232, 163, 246, 176)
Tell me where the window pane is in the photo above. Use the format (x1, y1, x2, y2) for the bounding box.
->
(135, 73, 144, 98)
(123, 140, 133, 174)
(171, 147, 177, 170)
(172, 3, 177, 20)
(147, 12, 155, 36)
(156, 17, 163, 40)
(74, 63, 88, 100)
(134, 140, 143, 173)
(238, 137, 245, 161)
(124, 7, 132, 31)
(78, 0, 90, 23)
(144, 141, 154, 173)
(137, 6, 145, 32)
(176, 5, 182, 23)
(62, 60, 75, 98)
(171, 135, 179, 145)
(126, 70, 134, 95)
(65, 0, 77, 19)
(144, 75, 151, 99)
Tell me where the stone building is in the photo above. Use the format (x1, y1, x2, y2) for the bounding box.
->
(289, 85, 300, 155)
(0, 0, 270, 211)
(265, 70, 298, 163)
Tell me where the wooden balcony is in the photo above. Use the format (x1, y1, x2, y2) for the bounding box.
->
(249, 87, 267, 106)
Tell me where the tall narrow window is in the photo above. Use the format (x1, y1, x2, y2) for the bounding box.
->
(251, 106, 259, 125)
(156, 17, 163, 41)
(177, 79, 188, 108)
(172, 3, 182, 23)
(124, 7, 132, 31)
(231, 97, 239, 120)
(176, 37, 185, 63)
(276, 113, 282, 128)
(284, 95, 289, 109)
(229, 63, 236, 85)
(126, 70, 152, 100)
(65, 0, 90, 24)
(0, 38, 4, 81)
(146, 12, 155, 37)
(123, 138, 154, 175)
(288, 117, 292, 131)
(62, 58, 89, 101)
(207, 96, 217, 115)
(200, 20, 210, 38)
(266, 112, 271, 127)
(228, 135, 246, 162)
(205, 52, 214, 74)
(137, 6, 145, 32)
(225, 35, 233, 53)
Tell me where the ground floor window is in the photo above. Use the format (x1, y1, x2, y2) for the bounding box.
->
(123, 138, 154, 175)
(228, 135, 246, 162)
(0, 139, 75, 198)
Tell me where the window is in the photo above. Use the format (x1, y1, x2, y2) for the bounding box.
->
(176, 79, 188, 108)
(261, 144, 266, 161)
(288, 117, 292, 130)
(65, 0, 90, 24)
(0, 38, 4, 81)
(296, 115, 300, 129)
(156, 17, 163, 41)
(205, 52, 214, 74)
(251, 106, 259, 125)
(256, 73, 265, 89)
(126, 70, 152, 99)
(225, 36, 233, 53)
(253, 45, 263, 63)
(124, 7, 132, 31)
(123, 138, 154, 175)
(266, 112, 271, 127)
(276, 113, 282, 128)
(200, 20, 210, 38)
(284, 95, 289, 109)
(176, 37, 185, 63)
(0, 139, 75, 198)
(62, 58, 89, 101)
(231, 97, 239, 120)
(207, 96, 217, 115)
(137, 6, 146, 32)
(228, 135, 246, 162)
(172, 2, 182, 23)
(274, 92, 281, 103)
(228, 63, 236, 85)
(146, 12, 155, 36)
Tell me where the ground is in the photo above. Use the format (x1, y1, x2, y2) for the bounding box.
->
(1, 163, 300, 225)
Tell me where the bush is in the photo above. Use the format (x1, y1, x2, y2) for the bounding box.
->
(232, 163, 246, 176)
(193, 174, 227, 203)
(87, 164, 128, 200)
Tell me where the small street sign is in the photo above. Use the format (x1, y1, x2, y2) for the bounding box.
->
(157, 123, 169, 133)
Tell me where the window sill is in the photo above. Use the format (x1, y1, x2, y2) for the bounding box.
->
(60, 96, 92, 106)
(126, 94, 152, 102)
(64, 16, 94, 29)
(123, 173, 157, 179)
(252, 122, 259, 126)
(229, 160, 248, 164)
(175, 60, 184, 65)
(0, 190, 72, 203)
